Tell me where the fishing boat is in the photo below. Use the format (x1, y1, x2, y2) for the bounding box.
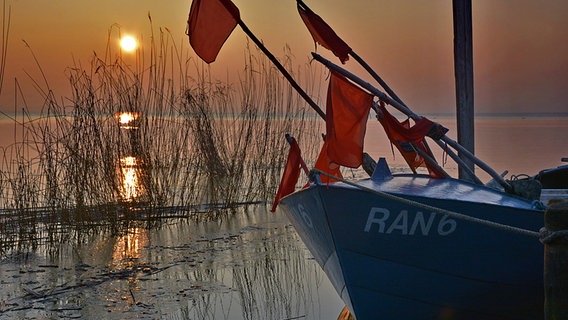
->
(274, 2, 568, 320)
(273, 52, 568, 319)
(279, 159, 568, 319)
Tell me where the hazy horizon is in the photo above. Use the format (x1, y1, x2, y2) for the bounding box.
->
(2, 110, 568, 124)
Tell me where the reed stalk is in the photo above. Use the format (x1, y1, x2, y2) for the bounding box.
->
(0, 22, 323, 253)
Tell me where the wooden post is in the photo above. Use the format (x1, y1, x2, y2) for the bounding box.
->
(452, 0, 475, 180)
(543, 199, 568, 319)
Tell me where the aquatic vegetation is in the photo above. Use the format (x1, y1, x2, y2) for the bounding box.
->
(0, 24, 323, 252)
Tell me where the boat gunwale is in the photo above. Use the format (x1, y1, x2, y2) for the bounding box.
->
(288, 173, 544, 213)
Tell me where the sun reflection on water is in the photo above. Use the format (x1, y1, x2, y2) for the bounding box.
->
(112, 227, 148, 263)
(108, 227, 150, 311)
(120, 156, 140, 200)
(115, 112, 140, 129)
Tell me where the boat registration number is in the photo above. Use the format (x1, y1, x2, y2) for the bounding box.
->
(364, 207, 457, 236)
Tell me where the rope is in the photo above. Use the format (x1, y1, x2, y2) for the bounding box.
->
(539, 228, 568, 244)
(310, 169, 541, 238)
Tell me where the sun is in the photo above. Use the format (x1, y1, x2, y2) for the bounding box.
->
(120, 35, 138, 52)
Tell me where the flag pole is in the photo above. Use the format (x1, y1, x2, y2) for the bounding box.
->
(348, 51, 405, 106)
(236, 20, 326, 120)
(312, 52, 513, 193)
(296, 0, 406, 107)
(296, 0, 443, 165)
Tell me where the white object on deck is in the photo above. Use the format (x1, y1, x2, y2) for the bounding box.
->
(541, 189, 568, 206)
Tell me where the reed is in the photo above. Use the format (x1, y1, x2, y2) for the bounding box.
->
(0, 22, 323, 252)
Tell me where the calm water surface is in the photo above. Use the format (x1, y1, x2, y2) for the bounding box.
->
(1, 115, 566, 177)
(0, 208, 344, 319)
(364, 116, 568, 179)
(0, 116, 566, 319)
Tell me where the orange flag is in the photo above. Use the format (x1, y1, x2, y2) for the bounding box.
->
(314, 139, 343, 183)
(326, 71, 373, 168)
(297, 1, 352, 64)
(271, 136, 308, 212)
(187, 0, 240, 63)
(377, 103, 447, 178)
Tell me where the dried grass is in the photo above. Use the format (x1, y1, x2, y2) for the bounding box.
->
(0, 23, 324, 253)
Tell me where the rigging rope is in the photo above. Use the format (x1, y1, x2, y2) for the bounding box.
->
(539, 228, 568, 244)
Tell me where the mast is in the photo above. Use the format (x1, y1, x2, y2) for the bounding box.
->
(453, 0, 475, 180)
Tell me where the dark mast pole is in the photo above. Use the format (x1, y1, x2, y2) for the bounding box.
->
(453, 0, 475, 180)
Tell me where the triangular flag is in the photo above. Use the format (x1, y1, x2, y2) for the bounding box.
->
(271, 136, 307, 212)
(187, 0, 240, 63)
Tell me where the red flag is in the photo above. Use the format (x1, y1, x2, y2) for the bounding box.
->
(314, 139, 343, 184)
(326, 71, 373, 168)
(297, 2, 352, 64)
(377, 103, 446, 178)
(271, 137, 307, 212)
(187, 0, 240, 63)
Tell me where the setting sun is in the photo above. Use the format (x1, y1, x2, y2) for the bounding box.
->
(120, 35, 138, 52)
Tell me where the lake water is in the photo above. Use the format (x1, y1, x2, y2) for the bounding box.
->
(0, 115, 567, 319)
(0, 208, 345, 320)
(364, 115, 568, 179)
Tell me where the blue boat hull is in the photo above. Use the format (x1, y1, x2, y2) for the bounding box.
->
(279, 175, 544, 319)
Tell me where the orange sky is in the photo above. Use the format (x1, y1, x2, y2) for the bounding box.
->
(1, 0, 567, 115)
